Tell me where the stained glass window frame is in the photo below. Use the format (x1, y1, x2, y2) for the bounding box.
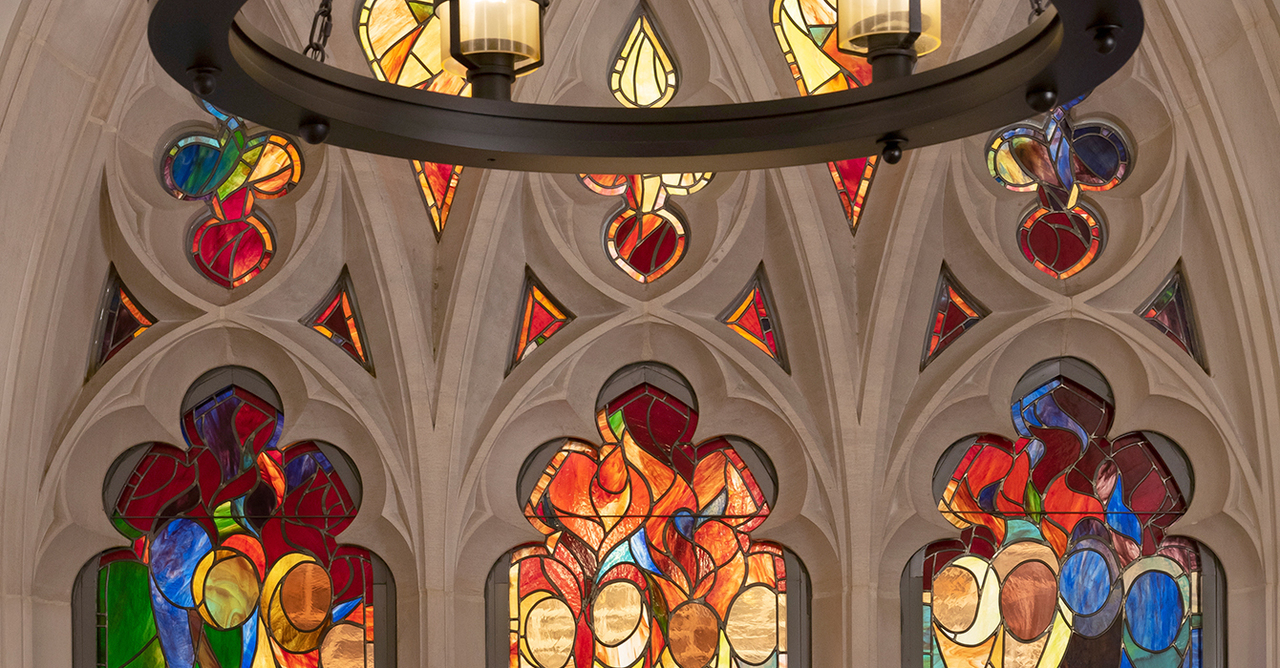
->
(718, 263, 790, 373)
(768, 0, 880, 234)
(73, 366, 398, 668)
(1136, 261, 1208, 372)
(354, 0, 469, 240)
(87, 264, 157, 379)
(900, 357, 1226, 668)
(485, 362, 812, 667)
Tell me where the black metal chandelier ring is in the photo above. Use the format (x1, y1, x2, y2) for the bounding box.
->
(147, 0, 1143, 174)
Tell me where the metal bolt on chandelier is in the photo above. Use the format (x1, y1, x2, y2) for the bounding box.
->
(147, 0, 1143, 173)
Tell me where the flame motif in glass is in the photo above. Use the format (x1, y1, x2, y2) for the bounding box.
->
(921, 359, 1205, 668)
(507, 368, 794, 667)
(610, 14, 678, 109)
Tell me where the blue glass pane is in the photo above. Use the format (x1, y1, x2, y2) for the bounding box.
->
(1125, 571, 1183, 651)
(1060, 549, 1110, 615)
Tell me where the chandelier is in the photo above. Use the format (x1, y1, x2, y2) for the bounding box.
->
(147, 0, 1142, 173)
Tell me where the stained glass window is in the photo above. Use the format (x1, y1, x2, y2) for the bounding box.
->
(357, 0, 469, 238)
(508, 269, 573, 373)
(302, 267, 375, 374)
(610, 13, 678, 109)
(1137, 262, 1207, 371)
(920, 265, 988, 370)
(582, 173, 711, 284)
(488, 363, 810, 667)
(987, 96, 1131, 279)
(903, 357, 1223, 668)
(719, 265, 789, 372)
(162, 100, 302, 289)
(89, 264, 156, 377)
(582, 15, 713, 284)
(770, 0, 879, 232)
(75, 366, 395, 668)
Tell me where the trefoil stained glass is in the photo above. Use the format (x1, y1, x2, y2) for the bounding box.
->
(584, 15, 713, 284)
(162, 100, 302, 289)
(987, 96, 1131, 279)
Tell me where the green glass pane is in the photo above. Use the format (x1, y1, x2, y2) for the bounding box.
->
(205, 624, 242, 668)
(216, 160, 253, 200)
(121, 638, 164, 668)
(408, 0, 434, 22)
(1025, 483, 1043, 524)
(213, 501, 239, 539)
(111, 514, 143, 540)
(100, 561, 158, 668)
(608, 410, 626, 440)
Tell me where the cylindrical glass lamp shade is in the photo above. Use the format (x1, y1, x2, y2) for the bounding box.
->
(439, 0, 543, 77)
(838, 0, 942, 56)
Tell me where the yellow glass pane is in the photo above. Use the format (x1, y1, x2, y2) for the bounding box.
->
(725, 586, 778, 663)
(525, 597, 575, 668)
(935, 624, 996, 668)
(780, 0, 841, 93)
(365, 0, 417, 62)
(611, 16, 678, 108)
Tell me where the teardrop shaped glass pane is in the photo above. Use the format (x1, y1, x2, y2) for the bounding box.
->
(610, 14, 678, 109)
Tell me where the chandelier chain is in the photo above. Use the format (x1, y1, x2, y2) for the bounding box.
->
(1028, 0, 1049, 23)
(304, 0, 334, 63)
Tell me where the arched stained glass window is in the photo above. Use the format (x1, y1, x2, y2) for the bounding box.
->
(74, 366, 396, 668)
(487, 363, 810, 668)
(902, 358, 1224, 668)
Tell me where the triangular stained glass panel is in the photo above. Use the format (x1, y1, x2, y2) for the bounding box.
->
(1137, 263, 1207, 370)
(719, 265, 789, 372)
(302, 267, 375, 374)
(508, 269, 574, 374)
(829, 156, 878, 233)
(921, 265, 989, 370)
(413, 159, 463, 239)
(89, 265, 156, 377)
